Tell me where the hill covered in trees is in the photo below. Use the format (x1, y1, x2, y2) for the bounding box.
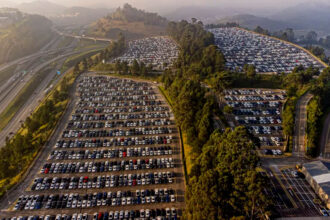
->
(0, 11, 54, 64)
(88, 4, 168, 40)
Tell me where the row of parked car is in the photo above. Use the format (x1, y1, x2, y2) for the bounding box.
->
(80, 95, 157, 102)
(41, 158, 175, 174)
(74, 107, 169, 117)
(225, 89, 285, 96)
(225, 94, 285, 102)
(59, 136, 174, 146)
(49, 146, 173, 160)
(77, 77, 154, 91)
(62, 127, 173, 138)
(75, 103, 169, 114)
(66, 120, 172, 130)
(32, 171, 175, 191)
(5, 208, 178, 220)
(15, 188, 176, 210)
(78, 97, 161, 105)
(56, 136, 174, 148)
(235, 116, 282, 125)
(230, 102, 282, 110)
(71, 111, 171, 121)
(77, 90, 155, 97)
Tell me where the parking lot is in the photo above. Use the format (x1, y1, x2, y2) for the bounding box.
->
(281, 168, 322, 216)
(113, 37, 179, 70)
(4, 75, 184, 219)
(209, 27, 325, 73)
(260, 168, 324, 217)
(224, 89, 286, 152)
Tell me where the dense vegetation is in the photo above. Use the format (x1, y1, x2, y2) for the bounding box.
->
(254, 26, 295, 42)
(281, 66, 320, 152)
(160, 20, 270, 219)
(0, 13, 54, 65)
(305, 45, 329, 64)
(90, 4, 167, 39)
(185, 127, 270, 219)
(306, 67, 330, 156)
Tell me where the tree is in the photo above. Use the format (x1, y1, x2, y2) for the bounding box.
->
(73, 63, 80, 74)
(185, 127, 270, 219)
(306, 31, 318, 44)
(223, 105, 233, 114)
(247, 64, 256, 79)
(254, 26, 269, 35)
(131, 59, 140, 75)
(115, 60, 122, 74)
(210, 71, 233, 94)
(82, 58, 88, 71)
(121, 61, 129, 74)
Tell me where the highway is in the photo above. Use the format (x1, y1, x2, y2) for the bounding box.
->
(0, 46, 104, 147)
(292, 92, 313, 157)
(52, 27, 112, 43)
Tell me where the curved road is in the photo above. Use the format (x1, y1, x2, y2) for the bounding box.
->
(292, 92, 313, 157)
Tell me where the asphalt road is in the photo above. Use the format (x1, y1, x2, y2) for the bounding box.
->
(292, 92, 313, 157)
(53, 28, 112, 43)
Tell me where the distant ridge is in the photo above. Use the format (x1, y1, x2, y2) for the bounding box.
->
(216, 14, 290, 31)
(270, 2, 330, 32)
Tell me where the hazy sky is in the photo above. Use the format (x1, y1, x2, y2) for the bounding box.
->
(2, 0, 330, 14)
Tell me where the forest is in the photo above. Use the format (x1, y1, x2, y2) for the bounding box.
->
(161, 20, 270, 219)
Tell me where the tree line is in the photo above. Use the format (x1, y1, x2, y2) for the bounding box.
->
(0, 66, 76, 193)
(162, 20, 270, 219)
(0, 50, 89, 197)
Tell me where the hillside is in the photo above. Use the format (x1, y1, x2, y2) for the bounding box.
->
(16, 0, 112, 27)
(17, 0, 66, 17)
(89, 4, 168, 40)
(270, 2, 330, 33)
(0, 12, 55, 64)
(217, 14, 289, 31)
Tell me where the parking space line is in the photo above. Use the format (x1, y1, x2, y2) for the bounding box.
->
(270, 167, 298, 209)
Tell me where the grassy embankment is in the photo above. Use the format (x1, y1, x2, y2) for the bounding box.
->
(60, 49, 104, 73)
(158, 86, 191, 181)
